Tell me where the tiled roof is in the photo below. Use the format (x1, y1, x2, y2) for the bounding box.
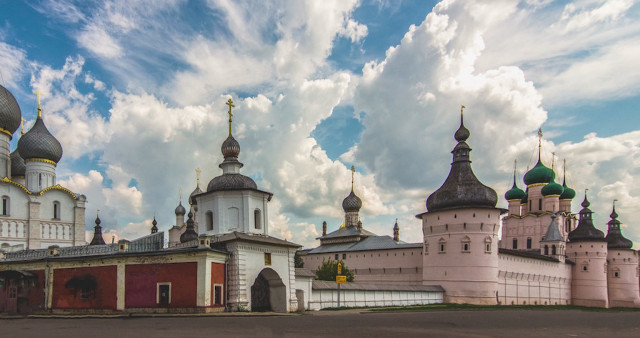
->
(308, 235, 421, 254)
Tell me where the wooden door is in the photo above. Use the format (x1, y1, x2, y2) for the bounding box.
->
(6, 286, 17, 313)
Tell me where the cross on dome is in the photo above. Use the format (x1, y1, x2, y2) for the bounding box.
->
(226, 98, 235, 135)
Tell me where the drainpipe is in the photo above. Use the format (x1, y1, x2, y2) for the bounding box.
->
(224, 254, 230, 312)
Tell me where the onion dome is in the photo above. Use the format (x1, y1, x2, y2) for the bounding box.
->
(605, 204, 632, 249)
(0, 84, 22, 137)
(221, 134, 240, 159)
(89, 215, 106, 245)
(523, 158, 555, 186)
(427, 109, 497, 212)
(10, 149, 25, 177)
(175, 201, 186, 215)
(342, 190, 362, 212)
(180, 212, 198, 243)
(541, 178, 564, 197)
(568, 194, 604, 242)
(559, 178, 576, 200)
(151, 217, 158, 234)
(189, 183, 202, 205)
(18, 113, 63, 163)
(505, 175, 525, 201)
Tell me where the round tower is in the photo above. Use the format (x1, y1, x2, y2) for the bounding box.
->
(0, 85, 23, 179)
(604, 203, 640, 307)
(566, 193, 609, 308)
(18, 95, 62, 192)
(342, 166, 362, 228)
(419, 107, 504, 305)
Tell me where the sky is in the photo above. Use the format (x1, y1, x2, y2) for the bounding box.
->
(1, 0, 639, 249)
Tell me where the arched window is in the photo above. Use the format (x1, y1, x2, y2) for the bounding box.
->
(254, 209, 262, 229)
(512, 238, 518, 249)
(206, 211, 214, 231)
(544, 245, 549, 255)
(551, 245, 557, 255)
(461, 236, 471, 253)
(484, 237, 492, 253)
(1, 196, 9, 216)
(438, 238, 446, 253)
(526, 237, 532, 249)
(53, 201, 60, 220)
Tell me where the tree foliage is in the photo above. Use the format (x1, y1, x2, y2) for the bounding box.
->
(315, 259, 354, 282)
(294, 251, 304, 268)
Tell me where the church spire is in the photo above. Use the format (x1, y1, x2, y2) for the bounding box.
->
(90, 210, 106, 245)
(35, 90, 42, 118)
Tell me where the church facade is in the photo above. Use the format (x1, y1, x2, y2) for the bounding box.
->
(0, 85, 86, 252)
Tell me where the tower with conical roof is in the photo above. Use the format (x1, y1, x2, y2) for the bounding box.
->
(417, 106, 505, 305)
(540, 213, 565, 261)
(89, 214, 106, 245)
(604, 201, 640, 307)
(565, 192, 609, 308)
(193, 99, 272, 235)
(18, 92, 63, 192)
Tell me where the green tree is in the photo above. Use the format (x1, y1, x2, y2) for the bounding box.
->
(315, 259, 354, 282)
(294, 251, 304, 268)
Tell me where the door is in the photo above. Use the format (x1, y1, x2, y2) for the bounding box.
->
(159, 284, 170, 306)
(6, 286, 17, 313)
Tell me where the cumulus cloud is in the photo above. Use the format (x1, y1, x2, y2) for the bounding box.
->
(0, 42, 27, 88)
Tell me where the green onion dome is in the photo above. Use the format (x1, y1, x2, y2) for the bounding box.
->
(559, 179, 576, 200)
(541, 178, 564, 196)
(505, 180, 525, 201)
(523, 159, 555, 186)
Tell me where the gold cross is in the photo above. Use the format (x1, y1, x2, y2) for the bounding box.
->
(350, 165, 355, 190)
(226, 98, 235, 135)
(34, 90, 42, 117)
(21, 117, 26, 135)
(461, 105, 466, 115)
(195, 168, 201, 186)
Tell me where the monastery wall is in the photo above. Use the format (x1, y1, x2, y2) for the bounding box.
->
(497, 253, 572, 306)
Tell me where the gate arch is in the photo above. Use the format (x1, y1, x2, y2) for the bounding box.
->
(250, 268, 286, 312)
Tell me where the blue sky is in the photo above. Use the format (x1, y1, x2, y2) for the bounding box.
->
(1, 0, 640, 248)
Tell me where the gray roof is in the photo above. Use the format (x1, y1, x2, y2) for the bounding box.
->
(541, 214, 563, 242)
(312, 280, 444, 292)
(18, 115, 63, 163)
(295, 268, 316, 278)
(318, 226, 375, 240)
(498, 248, 561, 263)
(0, 84, 22, 136)
(308, 235, 421, 254)
(342, 190, 362, 212)
(426, 115, 497, 212)
(212, 231, 301, 248)
(568, 195, 605, 242)
(207, 173, 258, 192)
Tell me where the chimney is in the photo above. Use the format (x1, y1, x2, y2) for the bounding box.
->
(322, 221, 327, 236)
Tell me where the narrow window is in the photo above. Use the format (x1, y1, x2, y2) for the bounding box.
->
(512, 238, 518, 249)
(485, 243, 491, 252)
(529, 201, 532, 212)
(254, 209, 261, 229)
(53, 201, 60, 219)
(551, 245, 557, 255)
(526, 238, 532, 249)
(264, 252, 272, 265)
(342, 253, 346, 260)
(614, 271, 620, 278)
(334, 254, 338, 260)
(439, 238, 446, 253)
(544, 245, 549, 255)
(214, 285, 223, 305)
(206, 211, 213, 231)
(538, 199, 542, 210)
(39, 174, 42, 188)
(1, 196, 8, 216)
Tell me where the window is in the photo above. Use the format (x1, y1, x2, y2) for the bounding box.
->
(582, 265, 588, 272)
(206, 211, 213, 231)
(544, 245, 549, 255)
(214, 285, 223, 305)
(53, 201, 60, 220)
(614, 271, 620, 278)
(1, 196, 8, 216)
(484, 237, 492, 253)
(254, 209, 261, 229)
(529, 201, 532, 212)
(438, 238, 446, 253)
(334, 254, 338, 260)
(342, 253, 346, 260)
(461, 236, 470, 253)
(526, 238, 532, 249)
(264, 252, 272, 265)
(538, 199, 542, 210)
(551, 245, 557, 255)
(512, 238, 518, 249)
(39, 173, 42, 188)
(424, 243, 429, 255)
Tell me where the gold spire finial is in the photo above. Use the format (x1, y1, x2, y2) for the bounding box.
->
(97, 209, 100, 217)
(551, 152, 556, 170)
(460, 105, 466, 123)
(35, 90, 42, 118)
(179, 188, 182, 203)
(537, 128, 543, 160)
(195, 168, 201, 187)
(350, 165, 355, 191)
(20, 117, 26, 136)
(613, 199, 618, 207)
(226, 98, 235, 135)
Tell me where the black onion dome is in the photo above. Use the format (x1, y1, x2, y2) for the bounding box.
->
(207, 173, 257, 192)
(189, 184, 203, 205)
(221, 134, 240, 159)
(10, 149, 26, 177)
(605, 206, 632, 249)
(89, 215, 106, 245)
(568, 194, 604, 242)
(342, 190, 362, 212)
(180, 212, 199, 243)
(18, 116, 63, 163)
(427, 114, 497, 212)
(0, 84, 22, 136)
(175, 202, 186, 215)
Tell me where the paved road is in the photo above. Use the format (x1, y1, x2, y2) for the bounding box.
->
(2, 309, 639, 337)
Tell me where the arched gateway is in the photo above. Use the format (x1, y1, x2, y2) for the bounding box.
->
(251, 268, 286, 312)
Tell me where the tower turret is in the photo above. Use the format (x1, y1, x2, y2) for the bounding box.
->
(342, 165, 362, 228)
(90, 213, 106, 245)
(393, 219, 399, 242)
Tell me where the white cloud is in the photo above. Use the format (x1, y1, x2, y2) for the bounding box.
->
(77, 24, 124, 59)
(0, 42, 27, 88)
